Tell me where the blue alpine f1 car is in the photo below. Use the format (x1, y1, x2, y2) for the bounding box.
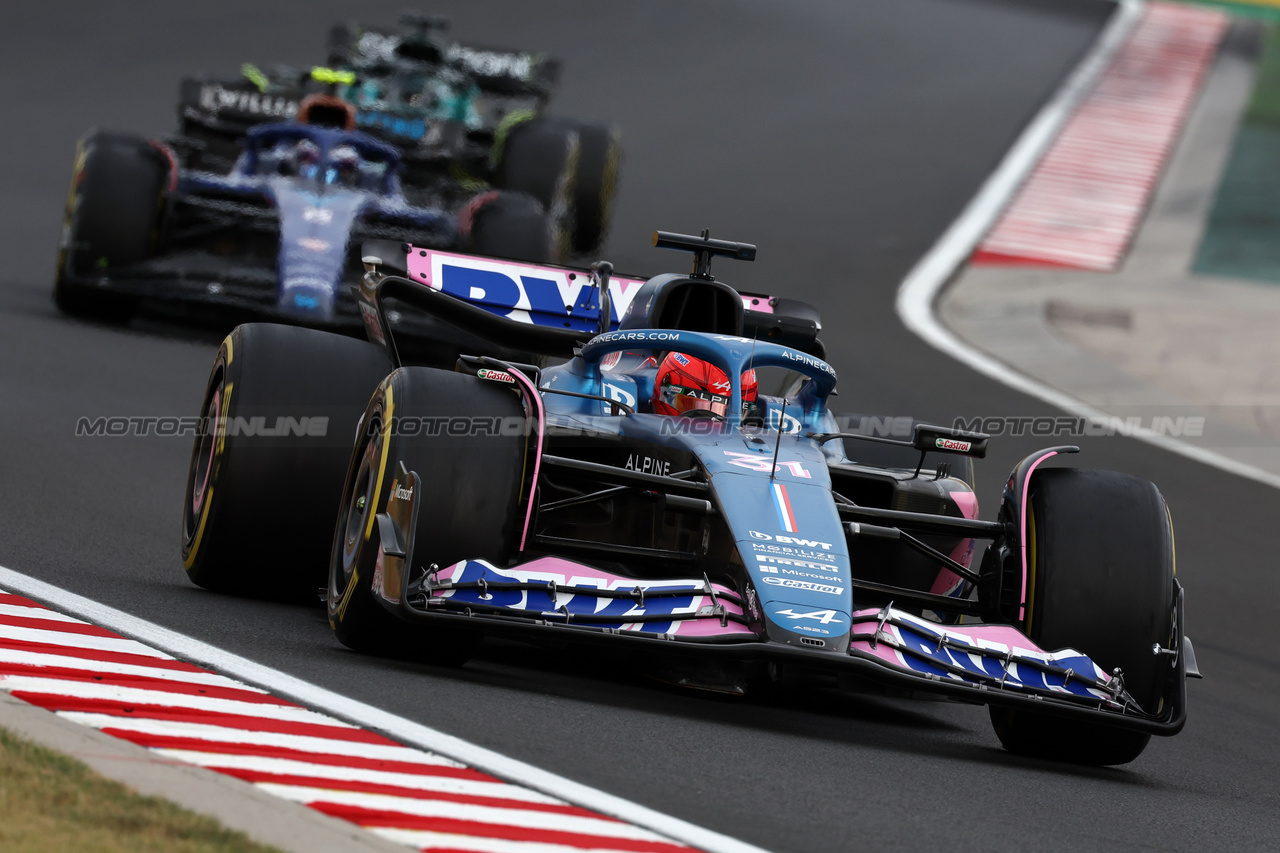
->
(54, 121, 559, 332)
(180, 230, 1198, 765)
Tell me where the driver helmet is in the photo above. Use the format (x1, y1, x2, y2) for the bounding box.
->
(290, 139, 322, 181)
(326, 145, 360, 186)
(654, 352, 757, 418)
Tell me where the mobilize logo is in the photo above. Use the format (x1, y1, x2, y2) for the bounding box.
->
(935, 437, 971, 452)
(748, 531, 833, 550)
(750, 543, 832, 561)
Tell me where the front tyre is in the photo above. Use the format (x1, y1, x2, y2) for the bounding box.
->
(327, 367, 527, 662)
(989, 468, 1176, 765)
(54, 130, 167, 321)
(181, 324, 392, 599)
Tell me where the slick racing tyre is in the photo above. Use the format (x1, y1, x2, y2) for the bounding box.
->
(182, 324, 393, 600)
(565, 122, 621, 255)
(492, 117, 578, 256)
(989, 468, 1176, 766)
(327, 367, 527, 663)
(54, 130, 168, 321)
(459, 190, 558, 264)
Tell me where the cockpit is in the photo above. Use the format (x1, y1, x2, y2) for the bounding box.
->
(242, 126, 399, 193)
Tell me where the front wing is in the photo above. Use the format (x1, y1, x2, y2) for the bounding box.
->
(371, 479, 1190, 737)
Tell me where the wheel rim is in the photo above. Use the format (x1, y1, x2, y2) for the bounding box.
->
(339, 424, 380, 587)
(184, 375, 222, 543)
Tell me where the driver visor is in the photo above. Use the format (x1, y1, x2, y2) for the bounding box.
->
(663, 383, 730, 417)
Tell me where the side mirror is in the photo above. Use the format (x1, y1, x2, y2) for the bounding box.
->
(913, 424, 989, 459)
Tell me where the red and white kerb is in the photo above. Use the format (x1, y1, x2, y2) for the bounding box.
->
(972, 2, 1228, 271)
(0, 589, 697, 853)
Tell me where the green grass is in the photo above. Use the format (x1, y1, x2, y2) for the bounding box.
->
(1186, 1, 1280, 25)
(0, 726, 285, 853)
(1193, 20, 1280, 283)
(1247, 22, 1280, 122)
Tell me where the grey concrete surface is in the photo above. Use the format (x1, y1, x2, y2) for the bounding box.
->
(0, 692, 408, 853)
(940, 21, 1280, 474)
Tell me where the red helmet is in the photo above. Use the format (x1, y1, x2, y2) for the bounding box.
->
(654, 352, 757, 418)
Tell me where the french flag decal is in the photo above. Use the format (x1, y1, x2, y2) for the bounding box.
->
(772, 482, 798, 533)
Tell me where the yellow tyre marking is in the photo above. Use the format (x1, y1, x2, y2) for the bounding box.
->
(335, 381, 394, 626)
(183, 335, 234, 571)
(333, 564, 358, 624)
(365, 383, 393, 542)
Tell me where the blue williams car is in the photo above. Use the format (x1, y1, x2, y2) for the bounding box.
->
(54, 121, 558, 332)
(179, 230, 1198, 766)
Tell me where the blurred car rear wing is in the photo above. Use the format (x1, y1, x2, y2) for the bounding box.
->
(359, 239, 825, 364)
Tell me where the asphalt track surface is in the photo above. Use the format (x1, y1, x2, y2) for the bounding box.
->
(2, 1, 1276, 850)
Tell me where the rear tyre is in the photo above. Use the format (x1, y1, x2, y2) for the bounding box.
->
(327, 368, 527, 663)
(492, 117, 577, 256)
(989, 468, 1176, 765)
(460, 190, 557, 264)
(54, 130, 167, 321)
(181, 323, 393, 600)
(566, 122, 621, 255)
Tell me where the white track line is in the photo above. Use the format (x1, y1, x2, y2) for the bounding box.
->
(369, 829, 667, 853)
(258, 784, 668, 841)
(0, 565, 772, 853)
(896, 0, 1280, 492)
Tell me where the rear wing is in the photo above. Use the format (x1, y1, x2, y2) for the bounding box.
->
(448, 42, 561, 97)
(358, 241, 824, 363)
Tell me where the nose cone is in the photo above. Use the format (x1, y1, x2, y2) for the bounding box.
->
(272, 180, 364, 324)
(699, 433, 853, 651)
